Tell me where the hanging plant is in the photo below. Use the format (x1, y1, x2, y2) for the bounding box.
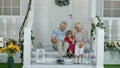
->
(55, 0, 70, 7)
(91, 16, 106, 40)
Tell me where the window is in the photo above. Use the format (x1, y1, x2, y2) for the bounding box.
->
(104, 0, 120, 17)
(0, 0, 21, 15)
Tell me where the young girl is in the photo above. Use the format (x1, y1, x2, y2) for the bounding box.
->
(74, 22, 86, 64)
(64, 30, 75, 58)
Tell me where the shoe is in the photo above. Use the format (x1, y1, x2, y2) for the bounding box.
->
(68, 54, 74, 59)
(56, 58, 64, 64)
(68, 55, 72, 59)
(60, 59, 64, 64)
(70, 54, 74, 58)
(56, 59, 60, 64)
(78, 58, 82, 64)
(74, 57, 78, 64)
(63, 55, 67, 58)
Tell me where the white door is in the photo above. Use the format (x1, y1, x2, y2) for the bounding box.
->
(51, 0, 73, 31)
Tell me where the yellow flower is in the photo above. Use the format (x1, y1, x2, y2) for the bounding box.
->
(7, 43, 19, 52)
(0, 48, 6, 53)
(14, 45, 20, 52)
(0, 42, 20, 54)
(8, 43, 15, 49)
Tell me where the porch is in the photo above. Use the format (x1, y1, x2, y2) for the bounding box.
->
(23, 0, 104, 68)
(0, 0, 120, 68)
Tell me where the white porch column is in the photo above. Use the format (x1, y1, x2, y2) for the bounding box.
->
(91, 0, 96, 18)
(23, 28, 32, 68)
(96, 28, 104, 68)
(23, 0, 34, 68)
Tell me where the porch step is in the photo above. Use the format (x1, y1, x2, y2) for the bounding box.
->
(31, 58, 96, 65)
(31, 48, 96, 65)
(25, 64, 96, 68)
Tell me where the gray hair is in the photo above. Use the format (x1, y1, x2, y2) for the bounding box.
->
(60, 21, 67, 25)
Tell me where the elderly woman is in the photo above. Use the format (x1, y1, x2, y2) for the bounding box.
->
(74, 22, 86, 64)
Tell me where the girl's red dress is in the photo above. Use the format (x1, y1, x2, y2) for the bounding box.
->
(64, 37, 75, 53)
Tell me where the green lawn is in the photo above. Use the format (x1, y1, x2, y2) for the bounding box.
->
(0, 64, 120, 68)
(104, 65, 120, 68)
(0, 63, 22, 68)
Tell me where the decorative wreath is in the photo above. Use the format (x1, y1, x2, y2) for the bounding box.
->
(55, 0, 70, 7)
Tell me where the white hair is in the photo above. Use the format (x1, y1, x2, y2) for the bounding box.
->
(74, 22, 83, 29)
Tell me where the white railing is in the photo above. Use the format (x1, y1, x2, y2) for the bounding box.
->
(0, 16, 24, 40)
(23, 0, 34, 68)
(102, 17, 120, 42)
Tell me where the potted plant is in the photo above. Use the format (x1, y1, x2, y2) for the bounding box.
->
(91, 16, 106, 40)
(0, 39, 20, 68)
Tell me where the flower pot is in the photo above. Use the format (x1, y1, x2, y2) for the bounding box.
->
(8, 57, 14, 68)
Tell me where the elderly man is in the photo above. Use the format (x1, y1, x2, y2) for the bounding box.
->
(51, 22, 69, 64)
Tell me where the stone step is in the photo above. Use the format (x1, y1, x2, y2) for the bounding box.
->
(31, 50, 95, 59)
(26, 64, 96, 68)
(31, 57, 96, 65)
(31, 51, 58, 58)
(31, 48, 96, 65)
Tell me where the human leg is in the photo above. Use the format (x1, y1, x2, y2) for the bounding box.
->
(53, 41, 64, 57)
(74, 43, 79, 63)
(78, 47, 84, 63)
(63, 42, 69, 56)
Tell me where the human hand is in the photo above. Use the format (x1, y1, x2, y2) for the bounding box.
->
(56, 40, 61, 43)
(79, 42, 85, 48)
(79, 44, 83, 48)
(72, 39, 75, 44)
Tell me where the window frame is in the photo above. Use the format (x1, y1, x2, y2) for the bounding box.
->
(0, 0, 22, 16)
(103, 0, 120, 18)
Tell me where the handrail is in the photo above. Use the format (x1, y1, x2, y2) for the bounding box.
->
(102, 17, 120, 20)
(0, 16, 23, 18)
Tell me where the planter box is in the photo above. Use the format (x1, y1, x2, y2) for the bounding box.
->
(104, 51, 120, 64)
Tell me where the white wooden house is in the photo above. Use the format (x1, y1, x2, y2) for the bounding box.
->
(0, 0, 120, 68)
